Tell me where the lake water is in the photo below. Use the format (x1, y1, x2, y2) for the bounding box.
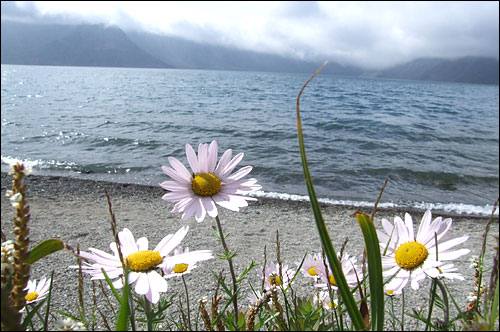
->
(1, 64, 498, 215)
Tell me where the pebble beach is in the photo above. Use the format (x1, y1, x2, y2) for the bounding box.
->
(1, 172, 498, 330)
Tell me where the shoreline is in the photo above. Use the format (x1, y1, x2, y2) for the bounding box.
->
(1, 172, 498, 329)
(1, 171, 495, 219)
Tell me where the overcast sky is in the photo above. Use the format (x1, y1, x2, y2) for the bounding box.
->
(2, 1, 499, 69)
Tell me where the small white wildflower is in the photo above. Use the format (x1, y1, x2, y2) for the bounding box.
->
(469, 255, 480, 269)
(54, 317, 86, 331)
(24, 276, 51, 304)
(314, 290, 338, 311)
(1, 240, 16, 279)
(5, 190, 14, 197)
(9, 193, 22, 208)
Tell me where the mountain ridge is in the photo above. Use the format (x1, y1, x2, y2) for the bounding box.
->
(1, 21, 498, 85)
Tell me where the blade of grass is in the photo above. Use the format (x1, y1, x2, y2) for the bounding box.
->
(115, 267, 130, 331)
(296, 61, 366, 331)
(43, 271, 55, 331)
(489, 273, 499, 331)
(355, 213, 385, 331)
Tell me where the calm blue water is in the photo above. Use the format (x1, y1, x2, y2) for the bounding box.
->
(1, 64, 499, 215)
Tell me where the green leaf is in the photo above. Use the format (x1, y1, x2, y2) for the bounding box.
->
(296, 61, 367, 331)
(355, 213, 385, 331)
(115, 268, 130, 331)
(489, 275, 499, 331)
(27, 239, 65, 265)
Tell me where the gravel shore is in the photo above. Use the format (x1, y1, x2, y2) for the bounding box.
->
(1, 172, 498, 330)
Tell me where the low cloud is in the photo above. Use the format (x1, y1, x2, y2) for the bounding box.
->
(2, 1, 498, 70)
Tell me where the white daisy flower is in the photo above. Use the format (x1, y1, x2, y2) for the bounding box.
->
(314, 290, 338, 311)
(24, 276, 51, 304)
(314, 252, 361, 290)
(54, 317, 86, 331)
(72, 226, 211, 304)
(160, 140, 262, 222)
(379, 210, 470, 294)
(163, 247, 214, 278)
(298, 253, 323, 280)
(257, 261, 296, 290)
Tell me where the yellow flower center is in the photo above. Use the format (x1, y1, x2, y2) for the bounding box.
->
(25, 292, 39, 302)
(192, 173, 222, 197)
(125, 250, 162, 272)
(328, 301, 337, 308)
(395, 241, 429, 270)
(329, 274, 337, 286)
(308, 267, 319, 276)
(173, 263, 189, 273)
(269, 274, 282, 286)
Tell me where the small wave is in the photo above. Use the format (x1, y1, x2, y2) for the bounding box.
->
(1, 156, 41, 169)
(1, 155, 77, 170)
(249, 190, 498, 217)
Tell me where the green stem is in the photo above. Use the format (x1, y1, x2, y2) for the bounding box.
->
(145, 296, 153, 331)
(182, 275, 193, 331)
(435, 278, 449, 327)
(215, 215, 239, 329)
(401, 288, 405, 331)
(425, 278, 437, 331)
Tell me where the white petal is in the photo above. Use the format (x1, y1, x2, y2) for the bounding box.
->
(220, 152, 244, 178)
(437, 248, 471, 261)
(148, 271, 169, 293)
(404, 213, 415, 240)
(385, 270, 410, 294)
(420, 216, 445, 246)
(168, 157, 193, 183)
(382, 218, 394, 235)
(214, 193, 248, 211)
(194, 198, 207, 222)
(181, 198, 198, 221)
(227, 165, 253, 181)
(118, 228, 138, 256)
(112, 278, 124, 289)
(136, 237, 149, 251)
(162, 165, 191, 185)
(424, 267, 440, 279)
(155, 225, 189, 256)
(214, 149, 232, 177)
(134, 273, 150, 295)
(197, 143, 209, 172)
(207, 140, 218, 173)
(185, 143, 200, 174)
(154, 234, 173, 254)
(172, 197, 193, 213)
(382, 265, 400, 277)
(395, 218, 410, 244)
(162, 191, 193, 202)
(202, 197, 218, 218)
(160, 181, 189, 191)
(166, 250, 214, 266)
(416, 210, 432, 241)
(430, 236, 469, 252)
